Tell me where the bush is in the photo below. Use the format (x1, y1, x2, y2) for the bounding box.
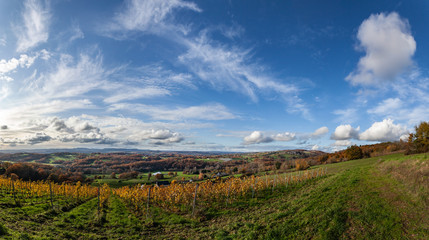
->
(118, 171, 139, 179)
(344, 145, 363, 160)
(295, 159, 309, 170)
(154, 173, 164, 179)
(0, 223, 8, 236)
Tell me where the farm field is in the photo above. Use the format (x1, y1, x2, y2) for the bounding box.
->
(0, 152, 427, 239)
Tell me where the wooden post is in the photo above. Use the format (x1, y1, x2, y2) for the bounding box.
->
(49, 181, 54, 210)
(146, 187, 151, 218)
(265, 175, 268, 188)
(192, 184, 199, 217)
(97, 185, 101, 214)
(226, 181, 232, 206)
(12, 179, 16, 204)
(252, 178, 257, 198)
(272, 175, 276, 192)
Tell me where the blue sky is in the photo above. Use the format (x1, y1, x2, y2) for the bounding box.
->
(0, 0, 428, 152)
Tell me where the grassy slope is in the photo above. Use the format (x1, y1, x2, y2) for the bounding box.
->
(0, 153, 427, 239)
(146, 153, 428, 239)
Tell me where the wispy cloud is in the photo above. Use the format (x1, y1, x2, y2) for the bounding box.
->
(15, 0, 51, 52)
(104, 87, 171, 103)
(104, 0, 311, 120)
(106, 0, 201, 37)
(109, 103, 236, 121)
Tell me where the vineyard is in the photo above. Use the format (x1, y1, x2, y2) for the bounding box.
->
(115, 168, 327, 215)
(0, 168, 326, 218)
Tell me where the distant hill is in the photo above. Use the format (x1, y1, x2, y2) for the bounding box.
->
(0, 148, 235, 155)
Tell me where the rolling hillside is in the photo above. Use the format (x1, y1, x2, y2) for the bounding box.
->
(0, 152, 427, 239)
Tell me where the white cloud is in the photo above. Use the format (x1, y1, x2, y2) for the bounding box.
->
(104, 87, 171, 103)
(30, 53, 106, 99)
(0, 54, 37, 77)
(311, 144, 320, 150)
(69, 23, 84, 42)
(273, 132, 296, 141)
(0, 36, 6, 46)
(331, 124, 360, 140)
(15, 0, 51, 52)
(141, 129, 184, 145)
(243, 131, 273, 145)
(367, 98, 403, 116)
(346, 12, 416, 85)
(312, 126, 329, 137)
(179, 34, 298, 102)
(109, 0, 201, 34)
(359, 119, 408, 142)
(333, 140, 352, 146)
(109, 103, 236, 121)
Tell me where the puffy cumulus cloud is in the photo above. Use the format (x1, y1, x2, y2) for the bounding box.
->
(346, 12, 416, 85)
(331, 124, 360, 140)
(359, 119, 408, 142)
(0, 54, 37, 74)
(109, 0, 201, 34)
(0, 132, 52, 145)
(0, 54, 38, 82)
(58, 132, 115, 144)
(15, 0, 51, 52)
(24, 132, 52, 145)
(272, 132, 296, 142)
(141, 129, 184, 145)
(243, 131, 298, 145)
(243, 127, 329, 145)
(243, 131, 273, 145)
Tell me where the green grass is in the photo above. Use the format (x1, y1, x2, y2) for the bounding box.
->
(0, 152, 428, 239)
(196, 158, 224, 162)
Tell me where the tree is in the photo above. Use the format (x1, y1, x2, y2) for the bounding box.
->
(344, 145, 363, 160)
(407, 121, 429, 154)
(275, 161, 281, 170)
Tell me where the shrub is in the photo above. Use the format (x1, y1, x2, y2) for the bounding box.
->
(344, 145, 363, 160)
(0, 223, 8, 236)
(154, 173, 164, 179)
(118, 171, 139, 179)
(295, 159, 309, 170)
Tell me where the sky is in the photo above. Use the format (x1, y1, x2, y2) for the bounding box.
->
(0, 0, 428, 152)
